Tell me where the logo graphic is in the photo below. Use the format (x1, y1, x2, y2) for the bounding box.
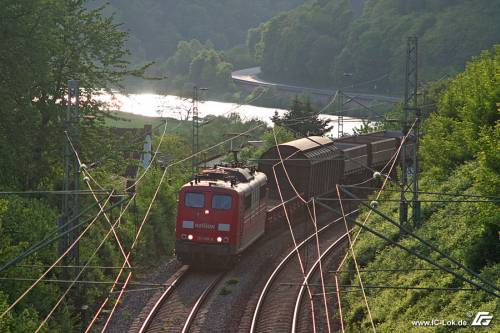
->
(471, 312, 493, 326)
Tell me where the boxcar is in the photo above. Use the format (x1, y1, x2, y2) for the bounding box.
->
(259, 136, 343, 200)
(335, 132, 399, 169)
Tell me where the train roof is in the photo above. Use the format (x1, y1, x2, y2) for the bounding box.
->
(181, 166, 267, 193)
(259, 131, 403, 166)
(279, 136, 332, 152)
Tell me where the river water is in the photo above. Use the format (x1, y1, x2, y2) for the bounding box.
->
(105, 92, 364, 138)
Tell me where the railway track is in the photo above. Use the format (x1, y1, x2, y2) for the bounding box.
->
(249, 211, 353, 333)
(292, 233, 350, 333)
(137, 266, 224, 333)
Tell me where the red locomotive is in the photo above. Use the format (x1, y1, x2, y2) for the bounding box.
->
(175, 166, 268, 264)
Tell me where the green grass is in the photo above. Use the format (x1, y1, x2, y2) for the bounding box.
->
(219, 286, 232, 295)
(225, 278, 240, 285)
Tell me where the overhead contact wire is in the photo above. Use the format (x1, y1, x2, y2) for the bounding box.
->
(311, 198, 332, 333)
(86, 123, 272, 332)
(334, 273, 345, 333)
(124, 120, 168, 191)
(66, 133, 132, 269)
(336, 119, 417, 271)
(271, 128, 318, 333)
(336, 185, 376, 333)
(35, 193, 136, 332)
(0, 192, 114, 320)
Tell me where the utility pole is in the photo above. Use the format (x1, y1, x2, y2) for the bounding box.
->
(400, 36, 421, 230)
(337, 90, 344, 138)
(223, 133, 251, 163)
(191, 86, 207, 176)
(192, 86, 200, 176)
(61, 80, 80, 276)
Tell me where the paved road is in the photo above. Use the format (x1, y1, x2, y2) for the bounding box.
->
(232, 67, 401, 103)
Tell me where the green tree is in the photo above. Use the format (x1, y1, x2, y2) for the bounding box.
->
(162, 40, 236, 95)
(0, 0, 148, 330)
(255, 0, 499, 93)
(0, 292, 13, 332)
(100, 0, 304, 62)
(272, 96, 332, 136)
(0, 0, 146, 190)
(339, 46, 500, 331)
(420, 46, 499, 179)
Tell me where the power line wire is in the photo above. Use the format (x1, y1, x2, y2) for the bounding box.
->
(0, 192, 115, 320)
(335, 119, 416, 272)
(311, 199, 332, 333)
(86, 122, 274, 332)
(308, 285, 480, 295)
(83, 176, 131, 269)
(0, 196, 112, 274)
(17, 264, 138, 270)
(317, 198, 500, 204)
(0, 190, 117, 196)
(269, 160, 319, 332)
(315, 198, 500, 299)
(330, 268, 441, 273)
(333, 274, 345, 333)
(124, 120, 168, 191)
(0, 275, 165, 288)
(36, 194, 136, 332)
(336, 185, 376, 333)
(340, 185, 500, 296)
(344, 185, 500, 200)
(66, 133, 133, 269)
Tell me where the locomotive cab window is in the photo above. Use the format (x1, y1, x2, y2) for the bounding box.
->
(212, 194, 232, 210)
(185, 192, 205, 208)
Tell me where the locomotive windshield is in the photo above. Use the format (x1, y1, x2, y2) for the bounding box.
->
(211, 195, 232, 210)
(185, 192, 205, 208)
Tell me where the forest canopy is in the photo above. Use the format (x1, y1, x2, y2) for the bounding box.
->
(94, 0, 305, 62)
(250, 0, 500, 93)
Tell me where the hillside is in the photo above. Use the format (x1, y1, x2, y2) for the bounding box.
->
(339, 46, 499, 331)
(95, 0, 305, 63)
(249, 0, 500, 93)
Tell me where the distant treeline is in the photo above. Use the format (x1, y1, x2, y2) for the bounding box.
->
(96, 0, 305, 63)
(248, 0, 499, 93)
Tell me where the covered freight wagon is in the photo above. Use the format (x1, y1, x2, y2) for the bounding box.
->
(258, 131, 404, 201)
(335, 131, 400, 169)
(258, 136, 364, 200)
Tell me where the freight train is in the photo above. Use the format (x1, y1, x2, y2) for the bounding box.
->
(175, 131, 404, 264)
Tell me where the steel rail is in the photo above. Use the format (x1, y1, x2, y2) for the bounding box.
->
(138, 265, 190, 333)
(181, 273, 225, 333)
(291, 231, 350, 333)
(249, 211, 356, 333)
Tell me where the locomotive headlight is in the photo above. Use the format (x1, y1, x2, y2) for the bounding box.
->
(181, 234, 187, 240)
(223, 237, 229, 243)
(216, 236, 222, 243)
(204, 209, 210, 215)
(187, 234, 194, 241)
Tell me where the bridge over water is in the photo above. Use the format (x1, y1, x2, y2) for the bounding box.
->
(232, 67, 401, 106)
